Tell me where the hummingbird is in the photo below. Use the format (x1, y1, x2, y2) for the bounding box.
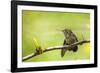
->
(61, 28, 78, 57)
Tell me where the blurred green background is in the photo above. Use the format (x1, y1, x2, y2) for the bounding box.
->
(22, 10, 90, 62)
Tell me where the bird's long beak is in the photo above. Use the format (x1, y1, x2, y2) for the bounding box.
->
(61, 29, 64, 32)
(55, 28, 64, 32)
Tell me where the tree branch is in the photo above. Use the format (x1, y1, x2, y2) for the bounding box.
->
(22, 40, 90, 61)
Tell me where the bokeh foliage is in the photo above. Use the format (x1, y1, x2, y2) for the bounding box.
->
(22, 10, 90, 62)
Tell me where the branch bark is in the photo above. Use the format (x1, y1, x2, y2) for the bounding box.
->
(22, 40, 90, 61)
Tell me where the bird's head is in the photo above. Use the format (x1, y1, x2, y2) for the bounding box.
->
(61, 28, 71, 34)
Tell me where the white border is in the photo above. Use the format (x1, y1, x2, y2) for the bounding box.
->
(17, 5, 94, 68)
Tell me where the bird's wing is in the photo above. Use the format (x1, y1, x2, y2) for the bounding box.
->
(71, 32, 78, 42)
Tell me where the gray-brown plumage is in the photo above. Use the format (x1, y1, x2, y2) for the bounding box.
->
(61, 28, 78, 57)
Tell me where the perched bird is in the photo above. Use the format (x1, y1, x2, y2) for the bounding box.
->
(33, 37, 43, 54)
(61, 28, 78, 57)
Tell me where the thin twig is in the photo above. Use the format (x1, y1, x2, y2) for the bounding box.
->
(22, 40, 90, 61)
